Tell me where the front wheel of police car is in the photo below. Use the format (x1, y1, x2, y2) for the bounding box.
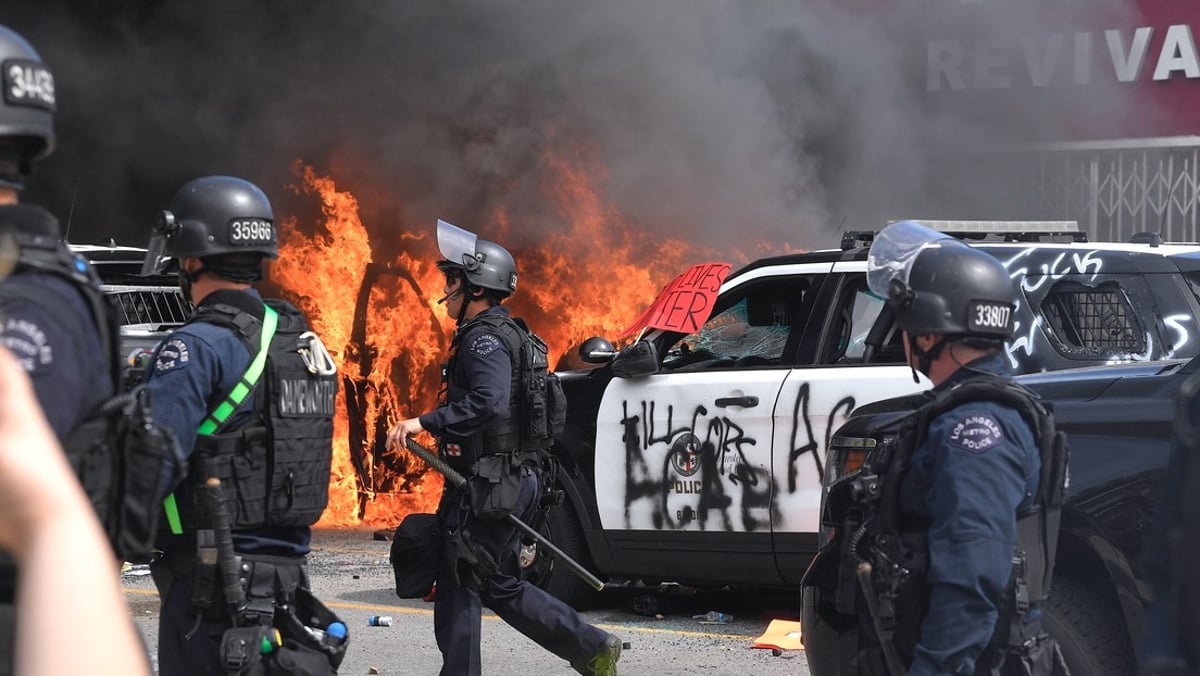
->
(522, 493, 600, 610)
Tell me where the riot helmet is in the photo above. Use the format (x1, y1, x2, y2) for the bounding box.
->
(141, 176, 278, 277)
(867, 220, 1016, 339)
(0, 24, 56, 177)
(435, 219, 518, 296)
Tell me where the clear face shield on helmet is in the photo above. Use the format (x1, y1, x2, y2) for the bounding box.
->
(139, 211, 180, 277)
(866, 220, 969, 305)
(436, 219, 481, 273)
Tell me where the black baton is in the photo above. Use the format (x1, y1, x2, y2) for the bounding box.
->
(204, 477, 247, 615)
(857, 561, 906, 675)
(404, 438, 605, 592)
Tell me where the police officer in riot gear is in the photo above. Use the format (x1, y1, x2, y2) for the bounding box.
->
(387, 220, 621, 676)
(0, 23, 130, 676)
(0, 23, 111, 443)
(1138, 376, 1199, 674)
(142, 176, 346, 676)
(809, 221, 1069, 676)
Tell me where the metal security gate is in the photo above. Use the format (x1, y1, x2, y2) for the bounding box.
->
(992, 137, 1200, 243)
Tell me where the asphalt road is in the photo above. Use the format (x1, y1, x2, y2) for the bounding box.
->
(123, 528, 811, 675)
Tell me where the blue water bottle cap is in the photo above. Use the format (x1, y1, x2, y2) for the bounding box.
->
(326, 621, 348, 639)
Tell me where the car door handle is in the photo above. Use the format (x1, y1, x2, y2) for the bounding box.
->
(715, 396, 759, 408)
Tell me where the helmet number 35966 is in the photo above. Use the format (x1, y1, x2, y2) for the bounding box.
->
(229, 219, 273, 244)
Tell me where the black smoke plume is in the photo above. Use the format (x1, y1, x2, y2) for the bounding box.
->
(5, 0, 1142, 252)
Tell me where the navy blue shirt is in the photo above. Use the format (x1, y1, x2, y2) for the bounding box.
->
(899, 352, 1040, 676)
(419, 305, 513, 441)
(145, 288, 308, 554)
(0, 270, 111, 438)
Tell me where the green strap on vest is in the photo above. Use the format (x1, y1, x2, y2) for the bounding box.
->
(163, 305, 279, 536)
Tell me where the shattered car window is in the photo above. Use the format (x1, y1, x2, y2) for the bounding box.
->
(1040, 280, 1144, 356)
(663, 297, 789, 368)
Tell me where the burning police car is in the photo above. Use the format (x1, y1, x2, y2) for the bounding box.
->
(532, 221, 1200, 615)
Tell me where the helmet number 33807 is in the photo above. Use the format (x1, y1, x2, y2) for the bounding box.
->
(971, 302, 1011, 330)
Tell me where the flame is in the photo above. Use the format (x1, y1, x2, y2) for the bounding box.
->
(271, 143, 780, 528)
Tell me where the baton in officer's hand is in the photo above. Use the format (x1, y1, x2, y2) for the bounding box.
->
(402, 437, 605, 593)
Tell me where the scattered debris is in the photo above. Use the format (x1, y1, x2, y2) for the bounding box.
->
(631, 594, 664, 617)
(693, 611, 732, 624)
(120, 562, 151, 577)
(751, 619, 804, 651)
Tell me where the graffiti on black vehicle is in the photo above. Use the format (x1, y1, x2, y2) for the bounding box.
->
(994, 247, 1200, 366)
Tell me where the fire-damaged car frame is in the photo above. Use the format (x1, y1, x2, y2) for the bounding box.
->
(530, 223, 1200, 666)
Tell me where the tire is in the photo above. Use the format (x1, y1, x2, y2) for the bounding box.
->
(523, 496, 600, 609)
(1042, 577, 1135, 676)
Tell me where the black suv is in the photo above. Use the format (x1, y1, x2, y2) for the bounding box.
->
(533, 222, 1200, 615)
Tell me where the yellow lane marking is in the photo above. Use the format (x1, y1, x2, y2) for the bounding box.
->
(122, 588, 748, 640)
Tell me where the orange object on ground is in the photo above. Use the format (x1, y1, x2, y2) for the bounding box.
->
(751, 619, 804, 651)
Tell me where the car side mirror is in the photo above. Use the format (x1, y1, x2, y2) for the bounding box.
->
(611, 340, 659, 378)
(579, 337, 617, 364)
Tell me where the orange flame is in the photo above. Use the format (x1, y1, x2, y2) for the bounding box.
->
(271, 143, 776, 528)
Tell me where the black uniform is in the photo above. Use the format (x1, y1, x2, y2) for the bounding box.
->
(420, 304, 610, 676)
(0, 205, 115, 676)
(146, 288, 343, 676)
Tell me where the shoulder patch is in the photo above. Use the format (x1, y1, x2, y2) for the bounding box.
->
(468, 333, 503, 356)
(947, 413, 1004, 453)
(1, 317, 53, 374)
(153, 338, 192, 374)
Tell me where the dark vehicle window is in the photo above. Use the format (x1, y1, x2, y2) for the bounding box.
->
(107, 287, 190, 327)
(1184, 271, 1200, 308)
(662, 276, 814, 369)
(1040, 280, 1145, 356)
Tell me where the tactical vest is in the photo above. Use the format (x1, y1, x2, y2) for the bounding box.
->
(442, 313, 563, 465)
(167, 294, 338, 533)
(853, 374, 1069, 671)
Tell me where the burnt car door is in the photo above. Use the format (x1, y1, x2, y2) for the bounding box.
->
(591, 262, 831, 586)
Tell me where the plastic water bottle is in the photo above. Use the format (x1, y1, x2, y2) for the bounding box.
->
(368, 615, 393, 627)
(693, 610, 732, 624)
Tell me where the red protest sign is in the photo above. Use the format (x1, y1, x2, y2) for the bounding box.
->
(621, 262, 731, 337)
